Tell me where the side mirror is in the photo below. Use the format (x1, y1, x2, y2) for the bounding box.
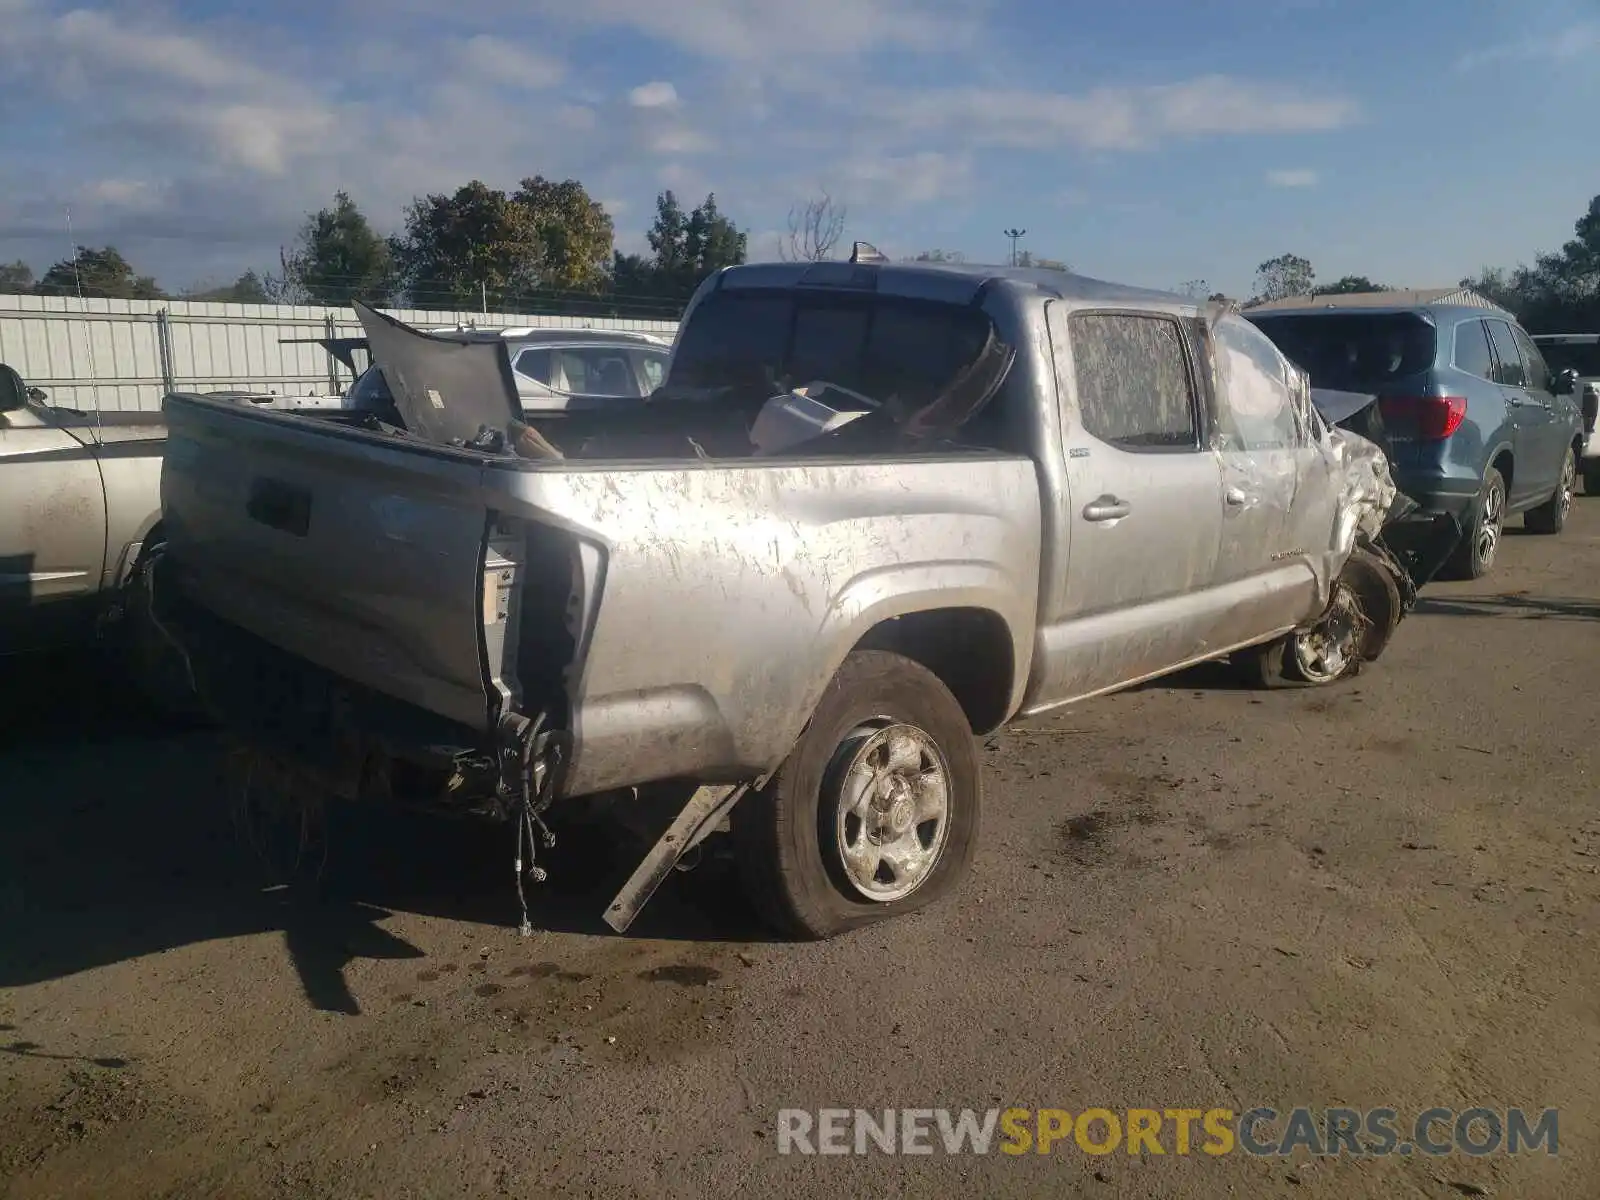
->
(1552, 367, 1579, 396)
(0, 365, 25, 413)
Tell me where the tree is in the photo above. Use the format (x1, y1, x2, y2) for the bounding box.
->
(1014, 250, 1070, 270)
(184, 270, 275, 303)
(780, 192, 846, 262)
(1251, 253, 1315, 304)
(1313, 275, 1389, 296)
(0, 261, 34, 295)
(1462, 193, 1600, 332)
(906, 249, 966, 263)
(284, 192, 394, 306)
(641, 190, 747, 295)
(511, 176, 614, 293)
(36, 246, 164, 300)
(393, 180, 538, 308)
(1177, 279, 1211, 299)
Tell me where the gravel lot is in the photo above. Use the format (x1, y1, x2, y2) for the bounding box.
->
(3, 502, 1598, 1200)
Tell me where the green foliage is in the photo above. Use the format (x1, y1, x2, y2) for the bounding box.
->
(1312, 275, 1389, 296)
(1251, 254, 1315, 304)
(36, 246, 164, 300)
(284, 191, 394, 305)
(1464, 194, 1600, 332)
(0, 261, 34, 295)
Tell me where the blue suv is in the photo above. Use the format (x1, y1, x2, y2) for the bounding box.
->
(1246, 297, 1584, 579)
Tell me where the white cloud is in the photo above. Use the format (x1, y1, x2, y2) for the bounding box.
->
(628, 81, 679, 108)
(1457, 20, 1600, 69)
(515, 0, 981, 63)
(452, 35, 565, 89)
(834, 151, 972, 206)
(869, 76, 1357, 152)
(0, 2, 1366, 291)
(1266, 168, 1319, 188)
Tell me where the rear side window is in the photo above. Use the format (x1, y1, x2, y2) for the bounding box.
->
(557, 348, 640, 396)
(1246, 312, 1436, 391)
(1069, 312, 1198, 450)
(1454, 320, 1495, 381)
(638, 350, 667, 391)
(1485, 320, 1524, 387)
(515, 348, 554, 385)
(1512, 326, 1551, 392)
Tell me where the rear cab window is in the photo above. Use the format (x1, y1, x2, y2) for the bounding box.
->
(665, 288, 999, 415)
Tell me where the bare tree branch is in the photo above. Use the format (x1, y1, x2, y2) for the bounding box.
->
(780, 192, 847, 262)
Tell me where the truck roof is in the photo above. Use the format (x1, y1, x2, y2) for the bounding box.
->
(708, 259, 1188, 309)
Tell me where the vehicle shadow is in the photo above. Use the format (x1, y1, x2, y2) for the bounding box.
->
(1131, 659, 1259, 694)
(0, 654, 776, 1018)
(1413, 593, 1600, 622)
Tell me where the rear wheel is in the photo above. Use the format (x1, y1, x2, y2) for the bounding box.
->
(731, 650, 980, 939)
(1442, 466, 1505, 580)
(1524, 448, 1575, 534)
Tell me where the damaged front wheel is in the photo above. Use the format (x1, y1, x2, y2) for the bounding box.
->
(1243, 549, 1402, 689)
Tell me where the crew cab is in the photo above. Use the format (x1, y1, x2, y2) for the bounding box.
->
(146, 253, 1444, 939)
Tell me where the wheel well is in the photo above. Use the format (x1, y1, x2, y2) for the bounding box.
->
(853, 608, 1014, 735)
(1491, 449, 1513, 492)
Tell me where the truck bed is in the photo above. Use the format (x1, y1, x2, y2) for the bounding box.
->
(158, 394, 1042, 798)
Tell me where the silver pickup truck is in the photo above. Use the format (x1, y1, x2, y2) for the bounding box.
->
(147, 252, 1455, 939)
(0, 363, 167, 657)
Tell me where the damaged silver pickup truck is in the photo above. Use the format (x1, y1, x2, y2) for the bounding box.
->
(145, 248, 1458, 939)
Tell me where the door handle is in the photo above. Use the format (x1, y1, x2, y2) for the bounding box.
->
(1082, 495, 1131, 522)
(1225, 486, 1252, 507)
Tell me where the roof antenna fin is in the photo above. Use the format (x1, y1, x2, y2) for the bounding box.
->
(848, 241, 888, 265)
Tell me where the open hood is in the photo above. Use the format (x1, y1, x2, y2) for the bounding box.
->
(352, 302, 522, 446)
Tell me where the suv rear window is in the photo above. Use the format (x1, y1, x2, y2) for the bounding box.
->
(1246, 312, 1437, 392)
(667, 289, 994, 409)
(1537, 340, 1600, 377)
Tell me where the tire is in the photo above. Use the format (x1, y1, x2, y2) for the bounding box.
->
(1523, 447, 1575, 534)
(1582, 460, 1600, 498)
(1241, 548, 1402, 689)
(1442, 466, 1506, 581)
(730, 650, 980, 940)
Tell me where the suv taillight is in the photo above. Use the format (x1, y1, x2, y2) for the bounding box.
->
(1378, 395, 1467, 439)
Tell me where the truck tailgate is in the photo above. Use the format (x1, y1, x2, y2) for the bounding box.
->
(160, 395, 497, 732)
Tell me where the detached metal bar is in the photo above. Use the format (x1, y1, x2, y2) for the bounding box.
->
(602, 783, 749, 933)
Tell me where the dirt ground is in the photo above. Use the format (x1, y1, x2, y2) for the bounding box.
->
(3, 502, 1598, 1200)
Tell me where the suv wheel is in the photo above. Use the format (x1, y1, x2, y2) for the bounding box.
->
(1524, 448, 1575, 534)
(1443, 466, 1505, 580)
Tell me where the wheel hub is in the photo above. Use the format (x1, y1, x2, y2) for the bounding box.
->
(829, 722, 951, 902)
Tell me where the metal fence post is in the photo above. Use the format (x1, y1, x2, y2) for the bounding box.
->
(324, 312, 339, 395)
(155, 309, 175, 397)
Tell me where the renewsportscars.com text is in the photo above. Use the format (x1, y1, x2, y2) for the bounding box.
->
(776, 1107, 1559, 1158)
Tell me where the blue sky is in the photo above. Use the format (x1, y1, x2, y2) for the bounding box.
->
(0, 0, 1596, 297)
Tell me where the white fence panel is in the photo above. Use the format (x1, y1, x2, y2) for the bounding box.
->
(0, 295, 681, 412)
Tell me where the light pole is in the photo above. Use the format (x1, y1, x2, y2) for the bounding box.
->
(1003, 228, 1027, 267)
